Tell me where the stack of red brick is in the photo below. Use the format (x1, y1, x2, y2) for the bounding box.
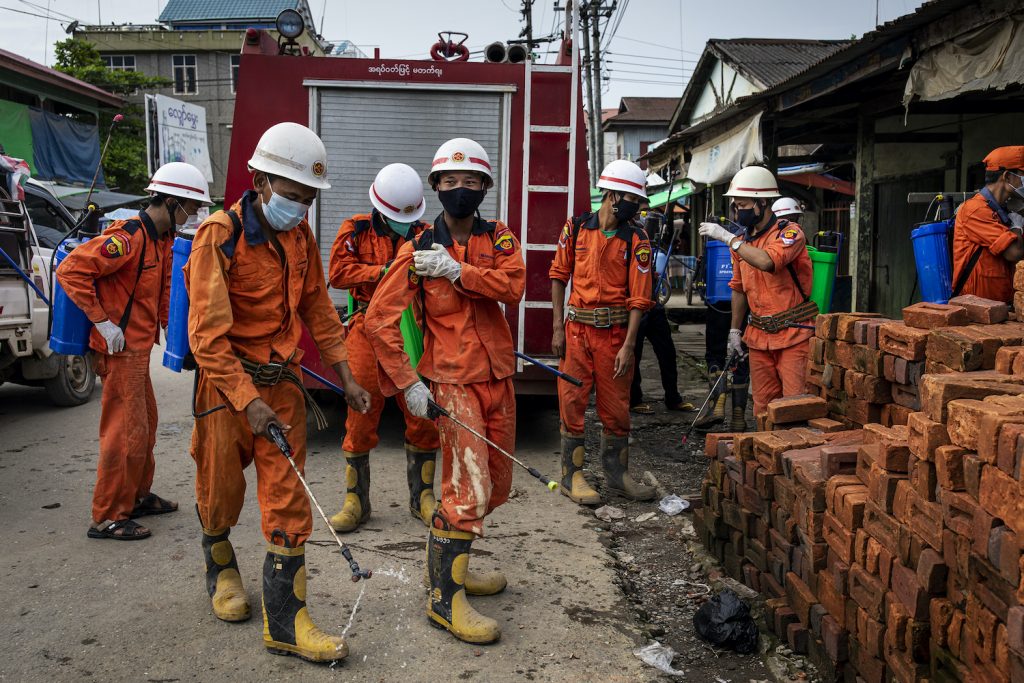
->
(803, 294, 1023, 431)
(694, 291, 1024, 682)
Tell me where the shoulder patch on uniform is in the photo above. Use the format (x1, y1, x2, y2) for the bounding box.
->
(407, 263, 421, 289)
(344, 235, 355, 253)
(558, 222, 571, 248)
(779, 226, 800, 246)
(494, 230, 515, 255)
(634, 243, 651, 273)
(101, 232, 131, 259)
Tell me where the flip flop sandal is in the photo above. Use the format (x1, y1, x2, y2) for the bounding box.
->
(131, 493, 179, 518)
(667, 402, 695, 411)
(630, 403, 655, 415)
(87, 519, 151, 541)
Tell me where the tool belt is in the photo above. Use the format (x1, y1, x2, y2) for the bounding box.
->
(748, 299, 819, 334)
(566, 306, 629, 328)
(238, 356, 329, 430)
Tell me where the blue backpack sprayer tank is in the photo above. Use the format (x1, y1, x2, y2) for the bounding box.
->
(906, 192, 972, 305)
(163, 227, 196, 371)
(49, 236, 95, 355)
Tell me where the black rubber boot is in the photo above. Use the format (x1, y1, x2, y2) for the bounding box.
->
(730, 382, 749, 433)
(201, 525, 251, 622)
(559, 431, 601, 505)
(601, 433, 656, 501)
(262, 531, 348, 662)
(406, 445, 437, 525)
(330, 452, 370, 532)
(694, 370, 727, 430)
(426, 514, 501, 644)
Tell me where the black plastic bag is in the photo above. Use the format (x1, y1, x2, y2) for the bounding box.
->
(693, 589, 759, 654)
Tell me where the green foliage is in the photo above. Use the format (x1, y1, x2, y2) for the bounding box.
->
(52, 38, 169, 193)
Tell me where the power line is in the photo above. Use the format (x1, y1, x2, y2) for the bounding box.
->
(606, 59, 692, 73)
(613, 34, 703, 55)
(19, 0, 75, 20)
(605, 50, 698, 64)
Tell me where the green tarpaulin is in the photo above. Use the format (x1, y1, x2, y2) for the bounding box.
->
(590, 180, 694, 212)
(0, 99, 35, 173)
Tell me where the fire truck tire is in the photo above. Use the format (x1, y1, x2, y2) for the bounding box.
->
(44, 353, 96, 406)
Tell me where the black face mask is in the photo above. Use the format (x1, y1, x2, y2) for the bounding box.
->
(438, 187, 485, 219)
(735, 207, 762, 229)
(612, 196, 639, 224)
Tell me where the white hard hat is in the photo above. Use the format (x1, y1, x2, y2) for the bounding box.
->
(597, 159, 648, 198)
(723, 166, 780, 198)
(248, 121, 330, 190)
(369, 163, 425, 222)
(429, 137, 493, 188)
(772, 197, 803, 217)
(145, 162, 212, 205)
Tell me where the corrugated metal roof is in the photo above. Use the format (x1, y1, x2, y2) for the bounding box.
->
(0, 48, 123, 108)
(709, 39, 853, 89)
(158, 0, 298, 22)
(605, 97, 679, 124)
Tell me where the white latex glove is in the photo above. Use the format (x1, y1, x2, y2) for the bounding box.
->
(413, 243, 462, 282)
(95, 319, 125, 354)
(404, 380, 434, 419)
(727, 328, 744, 359)
(698, 221, 735, 245)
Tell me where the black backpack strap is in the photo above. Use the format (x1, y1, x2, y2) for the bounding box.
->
(219, 210, 244, 259)
(116, 220, 148, 332)
(951, 245, 985, 298)
(353, 218, 372, 236)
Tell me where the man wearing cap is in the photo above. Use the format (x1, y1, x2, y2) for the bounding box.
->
(327, 163, 439, 533)
(699, 165, 815, 418)
(185, 122, 370, 662)
(57, 162, 211, 541)
(951, 146, 1024, 304)
(365, 137, 525, 645)
(550, 159, 656, 506)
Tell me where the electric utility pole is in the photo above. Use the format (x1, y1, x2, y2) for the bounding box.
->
(519, 0, 535, 56)
(580, 6, 598, 186)
(589, 1, 616, 174)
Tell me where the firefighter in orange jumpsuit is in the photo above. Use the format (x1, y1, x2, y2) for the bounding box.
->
(550, 159, 656, 507)
(184, 122, 370, 663)
(699, 166, 816, 417)
(57, 162, 211, 541)
(951, 146, 1024, 303)
(364, 137, 525, 645)
(327, 163, 440, 533)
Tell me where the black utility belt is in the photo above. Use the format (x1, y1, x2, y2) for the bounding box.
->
(566, 306, 629, 327)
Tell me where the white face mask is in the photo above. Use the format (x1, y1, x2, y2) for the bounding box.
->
(181, 214, 201, 230)
(262, 190, 310, 232)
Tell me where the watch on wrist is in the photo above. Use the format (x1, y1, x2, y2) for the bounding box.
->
(730, 236, 743, 252)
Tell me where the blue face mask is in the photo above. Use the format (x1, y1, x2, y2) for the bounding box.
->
(262, 190, 310, 232)
(384, 216, 412, 236)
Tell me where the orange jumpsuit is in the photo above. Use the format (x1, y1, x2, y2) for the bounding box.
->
(952, 189, 1018, 304)
(364, 215, 525, 536)
(328, 212, 438, 453)
(729, 217, 814, 415)
(56, 213, 172, 524)
(184, 191, 349, 546)
(549, 213, 653, 437)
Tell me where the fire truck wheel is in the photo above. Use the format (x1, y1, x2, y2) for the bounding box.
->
(44, 353, 96, 406)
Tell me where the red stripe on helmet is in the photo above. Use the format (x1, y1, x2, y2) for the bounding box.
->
(432, 156, 491, 171)
(150, 179, 206, 195)
(370, 184, 400, 213)
(599, 174, 644, 190)
(733, 186, 777, 192)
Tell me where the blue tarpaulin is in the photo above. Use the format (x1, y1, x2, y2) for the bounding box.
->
(28, 108, 104, 187)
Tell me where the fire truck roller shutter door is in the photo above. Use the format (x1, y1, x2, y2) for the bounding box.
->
(315, 88, 505, 307)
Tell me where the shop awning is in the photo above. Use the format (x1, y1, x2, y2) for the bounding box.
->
(779, 172, 855, 196)
(646, 179, 695, 209)
(45, 183, 146, 211)
(686, 112, 763, 186)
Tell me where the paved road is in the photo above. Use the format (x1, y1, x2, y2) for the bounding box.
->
(0, 346, 648, 682)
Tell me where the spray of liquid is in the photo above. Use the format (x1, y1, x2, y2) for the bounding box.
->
(340, 581, 368, 640)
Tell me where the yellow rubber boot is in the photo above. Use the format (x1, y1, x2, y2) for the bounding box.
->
(406, 445, 437, 526)
(694, 371, 728, 430)
(426, 516, 501, 644)
(559, 431, 602, 505)
(601, 433, 656, 501)
(730, 382, 749, 433)
(202, 526, 251, 622)
(421, 564, 508, 596)
(262, 534, 348, 663)
(329, 452, 370, 533)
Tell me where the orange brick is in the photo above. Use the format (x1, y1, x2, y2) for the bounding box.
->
(948, 294, 1009, 324)
(879, 321, 929, 361)
(903, 301, 969, 329)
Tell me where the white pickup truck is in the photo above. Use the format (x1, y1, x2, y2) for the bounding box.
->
(0, 177, 96, 405)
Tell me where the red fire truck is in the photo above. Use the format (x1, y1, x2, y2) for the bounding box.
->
(224, 13, 590, 394)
